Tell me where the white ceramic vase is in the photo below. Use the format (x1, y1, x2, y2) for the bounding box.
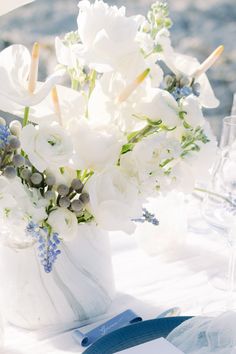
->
(0, 223, 115, 330)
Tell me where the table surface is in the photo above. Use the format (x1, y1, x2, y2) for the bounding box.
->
(1, 197, 230, 354)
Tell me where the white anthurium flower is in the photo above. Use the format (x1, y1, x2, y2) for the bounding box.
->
(70, 118, 124, 171)
(85, 167, 143, 234)
(8, 85, 87, 126)
(0, 0, 34, 16)
(20, 122, 73, 173)
(76, 0, 144, 73)
(0, 45, 65, 112)
(181, 94, 205, 128)
(89, 70, 158, 132)
(171, 53, 219, 109)
(48, 208, 78, 241)
(135, 88, 180, 127)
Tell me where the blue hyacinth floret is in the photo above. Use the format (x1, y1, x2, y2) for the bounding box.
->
(171, 86, 193, 101)
(0, 125, 11, 149)
(132, 208, 159, 226)
(26, 221, 61, 273)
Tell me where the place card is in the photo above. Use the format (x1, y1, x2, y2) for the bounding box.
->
(116, 337, 185, 353)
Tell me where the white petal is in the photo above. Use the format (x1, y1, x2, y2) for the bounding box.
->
(0, 0, 34, 16)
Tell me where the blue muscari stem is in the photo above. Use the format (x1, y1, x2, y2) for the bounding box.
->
(26, 221, 61, 273)
(132, 208, 159, 226)
(0, 125, 11, 149)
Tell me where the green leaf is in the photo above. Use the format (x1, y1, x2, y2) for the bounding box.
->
(121, 143, 135, 154)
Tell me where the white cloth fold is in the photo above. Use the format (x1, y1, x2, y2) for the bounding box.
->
(167, 312, 236, 354)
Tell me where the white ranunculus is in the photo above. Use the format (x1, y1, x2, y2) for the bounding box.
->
(70, 118, 123, 171)
(0, 0, 34, 16)
(20, 122, 73, 172)
(85, 167, 143, 234)
(0, 45, 64, 113)
(181, 95, 205, 128)
(76, 0, 144, 73)
(135, 88, 180, 127)
(48, 208, 78, 241)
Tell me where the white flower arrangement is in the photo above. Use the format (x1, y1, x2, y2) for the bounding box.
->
(0, 0, 221, 272)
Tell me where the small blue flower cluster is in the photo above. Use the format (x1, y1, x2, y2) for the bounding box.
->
(171, 86, 192, 101)
(0, 125, 11, 149)
(171, 82, 201, 102)
(26, 221, 61, 273)
(132, 208, 159, 226)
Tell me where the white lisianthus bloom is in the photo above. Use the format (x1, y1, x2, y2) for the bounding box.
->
(0, 0, 34, 16)
(135, 88, 180, 127)
(20, 122, 73, 172)
(76, 0, 144, 73)
(85, 167, 143, 234)
(0, 45, 65, 113)
(70, 118, 123, 171)
(48, 208, 78, 241)
(181, 95, 205, 128)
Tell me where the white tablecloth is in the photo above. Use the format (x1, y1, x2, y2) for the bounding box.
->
(1, 198, 231, 354)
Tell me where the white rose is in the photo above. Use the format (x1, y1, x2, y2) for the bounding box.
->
(76, 0, 144, 73)
(70, 119, 123, 171)
(182, 95, 204, 128)
(85, 167, 143, 234)
(135, 88, 180, 127)
(20, 122, 73, 172)
(48, 208, 78, 241)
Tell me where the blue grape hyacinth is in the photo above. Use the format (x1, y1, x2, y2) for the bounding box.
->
(0, 125, 11, 149)
(26, 221, 61, 273)
(132, 208, 159, 226)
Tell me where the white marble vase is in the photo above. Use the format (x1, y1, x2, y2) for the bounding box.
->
(0, 223, 115, 330)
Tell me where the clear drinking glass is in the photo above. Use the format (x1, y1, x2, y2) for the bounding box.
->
(202, 116, 236, 309)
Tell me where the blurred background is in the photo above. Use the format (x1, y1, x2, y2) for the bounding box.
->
(0, 0, 235, 139)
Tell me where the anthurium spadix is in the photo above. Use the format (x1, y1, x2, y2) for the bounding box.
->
(0, 0, 34, 16)
(0, 44, 65, 114)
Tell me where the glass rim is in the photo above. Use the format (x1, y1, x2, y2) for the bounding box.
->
(223, 115, 236, 126)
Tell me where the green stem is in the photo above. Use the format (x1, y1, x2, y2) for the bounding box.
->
(195, 187, 236, 207)
(23, 106, 30, 127)
(71, 79, 79, 90)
